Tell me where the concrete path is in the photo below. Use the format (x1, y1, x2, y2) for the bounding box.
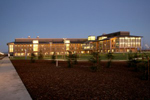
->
(0, 57, 32, 100)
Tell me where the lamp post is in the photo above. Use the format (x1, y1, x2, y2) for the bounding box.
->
(25, 49, 27, 59)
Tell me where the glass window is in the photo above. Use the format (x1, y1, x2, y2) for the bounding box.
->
(88, 36, 95, 40)
(9, 45, 13, 52)
(64, 40, 70, 43)
(99, 36, 107, 40)
(33, 44, 38, 51)
(66, 44, 70, 50)
(33, 40, 39, 43)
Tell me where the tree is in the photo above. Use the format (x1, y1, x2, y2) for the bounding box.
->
(89, 51, 101, 72)
(31, 52, 36, 63)
(143, 53, 150, 80)
(38, 50, 43, 60)
(128, 52, 141, 71)
(51, 52, 56, 63)
(106, 52, 114, 68)
(67, 51, 78, 68)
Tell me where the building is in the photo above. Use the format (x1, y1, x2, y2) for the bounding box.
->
(7, 31, 142, 56)
(97, 31, 142, 53)
(0, 52, 4, 55)
(7, 36, 88, 56)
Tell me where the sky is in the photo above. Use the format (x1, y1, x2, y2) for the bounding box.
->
(0, 0, 150, 52)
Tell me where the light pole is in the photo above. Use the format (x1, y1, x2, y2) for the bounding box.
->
(25, 49, 27, 59)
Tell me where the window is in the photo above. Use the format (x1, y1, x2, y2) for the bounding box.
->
(45, 52, 48, 55)
(64, 40, 70, 44)
(50, 52, 54, 55)
(99, 36, 107, 40)
(33, 44, 38, 51)
(81, 51, 84, 54)
(33, 40, 39, 43)
(34, 53, 38, 55)
(112, 49, 114, 52)
(27, 53, 30, 56)
(21, 53, 24, 56)
(18, 53, 20, 56)
(9, 45, 13, 52)
(66, 44, 70, 50)
(88, 36, 95, 40)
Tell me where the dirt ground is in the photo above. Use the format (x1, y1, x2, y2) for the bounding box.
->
(11, 60, 150, 100)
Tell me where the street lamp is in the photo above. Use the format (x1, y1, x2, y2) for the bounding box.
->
(25, 49, 27, 59)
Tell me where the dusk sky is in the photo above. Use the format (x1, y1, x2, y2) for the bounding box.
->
(0, 0, 150, 52)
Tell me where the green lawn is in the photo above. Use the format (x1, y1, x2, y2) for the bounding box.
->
(10, 52, 150, 61)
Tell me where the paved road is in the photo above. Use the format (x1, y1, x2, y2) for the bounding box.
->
(0, 57, 32, 100)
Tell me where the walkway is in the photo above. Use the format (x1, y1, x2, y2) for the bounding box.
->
(0, 57, 32, 100)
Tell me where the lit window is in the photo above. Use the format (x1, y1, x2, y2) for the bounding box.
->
(33, 44, 38, 51)
(112, 49, 114, 52)
(81, 51, 84, 54)
(21, 53, 24, 56)
(33, 40, 39, 44)
(27, 53, 30, 56)
(9, 45, 13, 52)
(64, 40, 70, 44)
(50, 52, 54, 55)
(15, 53, 17, 56)
(66, 44, 70, 50)
(45, 52, 48, 55)
(18, 53, 20, 56)
(99, 36, 107, 40)
(88, 36, 95, 41)
(35, 53, 38, 55)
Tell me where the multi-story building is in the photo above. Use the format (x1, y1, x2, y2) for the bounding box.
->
(7, 31, 142, 56)
(97, 31, 142, 53)
(7, 36, 88, 56)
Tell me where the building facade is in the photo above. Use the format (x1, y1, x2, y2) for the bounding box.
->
(7, 31, 142, 56)
(97, 31, 142, 53)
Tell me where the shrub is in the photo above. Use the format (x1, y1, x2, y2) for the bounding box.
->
(67, 51, 78, 68)
(106, 52, 114, 68)
(128, 52, 149, 80)
(51, 52, 56, 63)
(128, 53, 141, 71)
(31, 52, 36, 63)
(89, 52, 100, 72)
(38, 50, 43, 60)
(73, 53, 78, 64)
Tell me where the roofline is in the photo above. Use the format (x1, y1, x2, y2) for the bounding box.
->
(97, 31, 130, 37)
(15, 38, 87, 39)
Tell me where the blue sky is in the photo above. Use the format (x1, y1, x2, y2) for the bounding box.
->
(0, 0, 150, 52)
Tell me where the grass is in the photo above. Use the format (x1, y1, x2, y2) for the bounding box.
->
(10, 52, 150, 60)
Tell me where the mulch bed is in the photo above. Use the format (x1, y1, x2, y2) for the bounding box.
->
(11, 60, 150, 100)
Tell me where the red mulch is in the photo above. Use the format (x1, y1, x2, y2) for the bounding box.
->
(11, 60, 150, 100)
